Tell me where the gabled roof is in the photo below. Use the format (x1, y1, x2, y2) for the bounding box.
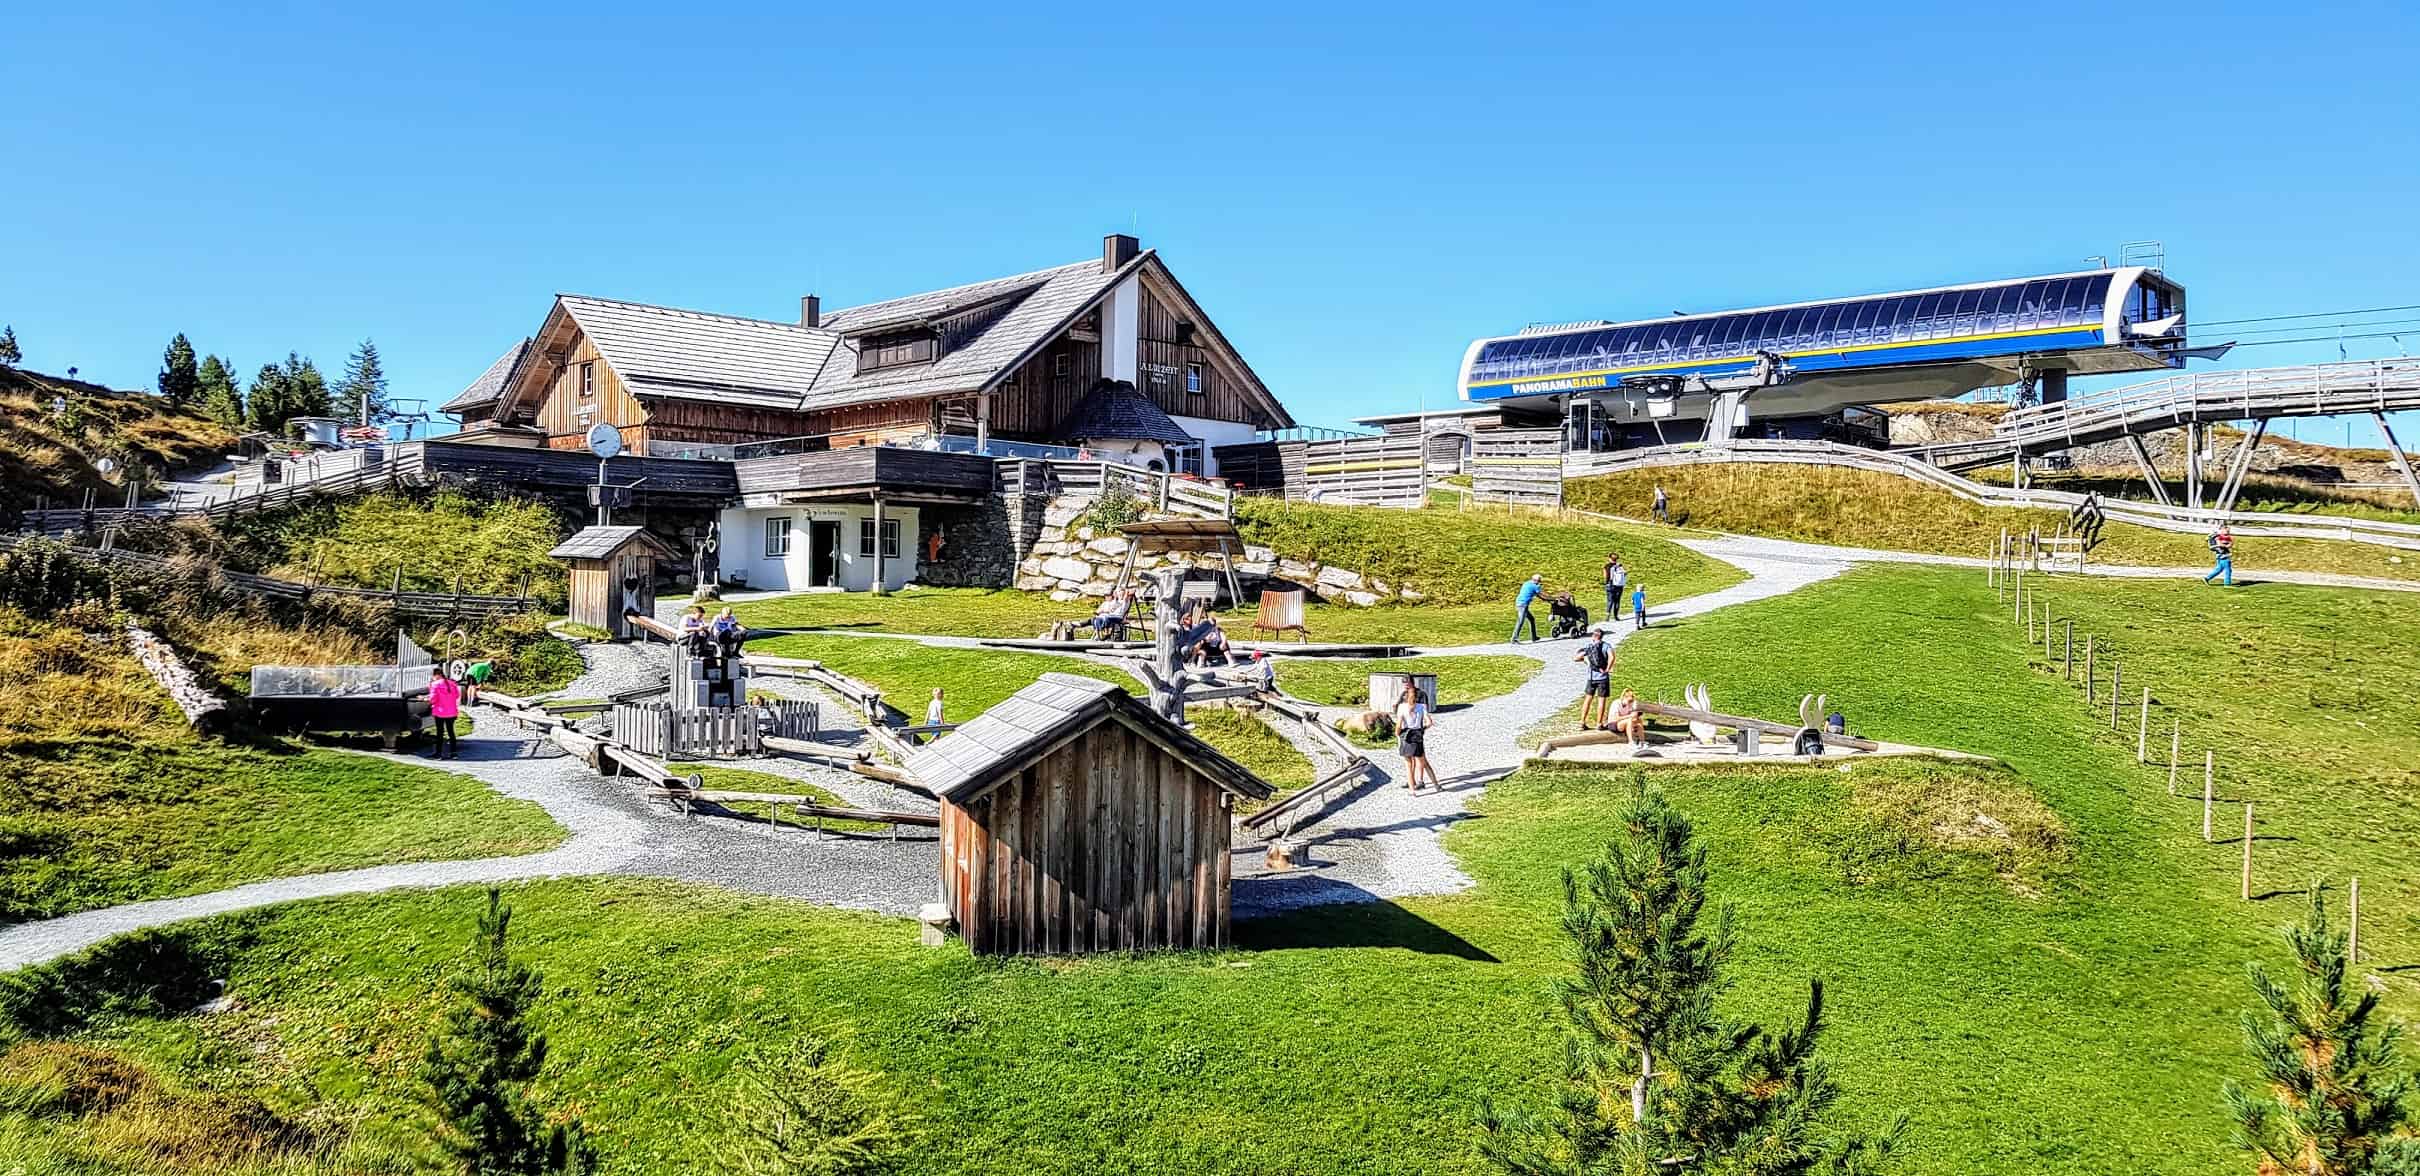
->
(548, 525, 676, 561)
(558, 295, 842, 408)
(1060, 382, 1195, 446)
(905, 673, 1274, 805)
(443, 338, 531, 414)
(482, 246, 1290, 428)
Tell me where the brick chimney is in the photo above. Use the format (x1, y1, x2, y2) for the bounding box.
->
(1102, 234, 1140, 274)
(800, 295, 821, 328)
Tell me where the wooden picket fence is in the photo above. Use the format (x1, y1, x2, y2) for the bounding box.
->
(1467, 428, 1566, 507)
(610, 698, 819, 759)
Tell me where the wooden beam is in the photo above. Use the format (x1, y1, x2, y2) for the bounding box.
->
(2374, 412, 2420, 508)
(2123, 435, 2172, 506)
(1633, 700, 1879, 751)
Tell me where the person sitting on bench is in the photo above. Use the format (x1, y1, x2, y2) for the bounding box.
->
(1607, 689, 1646, 747)
(710, 606, 746, 657)
(678, 605, 711, 656)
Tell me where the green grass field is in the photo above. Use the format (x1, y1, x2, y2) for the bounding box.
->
(734, 502, 1743, 649)
(7, 568, 2418, 1173)
(0, 611, 566, 925)
(1569, 465, 2420, 583)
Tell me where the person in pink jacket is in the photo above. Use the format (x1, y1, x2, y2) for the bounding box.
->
(427, 671, 463, 760)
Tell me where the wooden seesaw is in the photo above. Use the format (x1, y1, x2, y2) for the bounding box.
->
(1534, 686, 1896, 764)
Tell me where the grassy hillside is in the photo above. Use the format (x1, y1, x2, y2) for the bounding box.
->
(3, 568, 2414, 1172)
(0, 606, 565, 925)
(1570, 464, 2420, 582)
(0, 367, 236, 514)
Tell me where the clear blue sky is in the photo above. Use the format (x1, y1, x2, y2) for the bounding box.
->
(4, 2, 2417, 444)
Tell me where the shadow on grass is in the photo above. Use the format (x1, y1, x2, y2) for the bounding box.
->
(1235, 891, 1499, 962)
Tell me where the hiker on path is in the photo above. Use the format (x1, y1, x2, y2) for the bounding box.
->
(427, 670, 462, 760)
(1631, 582, 1648, 630)
(1652, 484, 1670, 524)
(1604, 552, 1628, 621)
(1573, 624, 1614, 728)
(1511, 573, 1544, 643)
(1394, 680, 1438, 793)
(2204, 524, 2235, 587)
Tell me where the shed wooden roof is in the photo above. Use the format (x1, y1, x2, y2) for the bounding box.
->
(906, 673, 1274, 805)
(548, 525, 676, 561)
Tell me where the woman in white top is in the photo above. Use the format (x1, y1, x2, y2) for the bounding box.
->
(1394, 681, 1439, 793)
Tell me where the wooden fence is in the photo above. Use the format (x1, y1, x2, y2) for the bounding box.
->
(1467, 429, 1566, 507)
(609, 698, 819, 759)
(1211, 435, 1428, 508)
(993, 459, 1232, 520)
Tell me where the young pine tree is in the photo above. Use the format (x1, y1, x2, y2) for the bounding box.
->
(2224, 883, 2420, 1176)
(196, 355, 244, 428)
(719, 1033, 915, 1176)
(158, 333, 198, 405)
(420, 888, 595, 1176)
(338, 338, 392, 423)
(0, 325, 21, 367)
(1479, 776, 1902, 1176)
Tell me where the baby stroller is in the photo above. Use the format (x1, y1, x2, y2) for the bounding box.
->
(1547, 591, 1590, 640)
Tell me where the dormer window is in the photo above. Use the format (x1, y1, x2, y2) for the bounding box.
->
(858, 329, 939, 373)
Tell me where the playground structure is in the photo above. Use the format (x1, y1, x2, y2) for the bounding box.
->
(1527, 687, 1986, 766)
(247, 634, 437, 747)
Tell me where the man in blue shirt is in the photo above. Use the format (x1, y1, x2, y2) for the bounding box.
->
(1512, 574, 1544, 643)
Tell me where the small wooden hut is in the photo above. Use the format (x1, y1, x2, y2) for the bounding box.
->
(549, 526, 676, 639)
(907, 673, 1273, 955)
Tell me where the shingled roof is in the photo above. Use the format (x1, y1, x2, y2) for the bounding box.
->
(547, 525, 675, 561)
(1059, 381, 1196, 446)
(904, 673, 1274, 804)
(442, 338, 530, 414)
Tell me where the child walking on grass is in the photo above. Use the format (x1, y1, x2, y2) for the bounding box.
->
(1631, 583, 1648, 630)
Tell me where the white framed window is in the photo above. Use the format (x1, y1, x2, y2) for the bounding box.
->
(1185, 362, 1204, 395)
(858, 517, 901, 557)
(580, 361, 596, 399)
(1053, 354, 1072, 379)
(764, 516, 791, 557)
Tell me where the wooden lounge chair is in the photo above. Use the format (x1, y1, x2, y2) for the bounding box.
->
(1251, 588, 1310, 644)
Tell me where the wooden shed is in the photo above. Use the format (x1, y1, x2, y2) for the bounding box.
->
(549, 526, 677, 640)
(907, 673, 1274, 955)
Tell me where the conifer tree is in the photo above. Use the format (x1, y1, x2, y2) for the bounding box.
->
(0, 325, 21, 367)
(338, 338, 392, 423)
(2224, 883, 2420, 1176)
(196, 355, 243, 428)
(280, 352, 332, 419)
(1479, 776, 1902, 1175)
(420, 889, 595, 1176)
(245, 363, 288, 433)
(158, 333, 198, 405)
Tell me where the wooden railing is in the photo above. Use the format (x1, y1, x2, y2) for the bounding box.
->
(993, 459, 1233, 519)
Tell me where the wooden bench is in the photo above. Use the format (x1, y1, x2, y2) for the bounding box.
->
(1251, 588, 1310, 644)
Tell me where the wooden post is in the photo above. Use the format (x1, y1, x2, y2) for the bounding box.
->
(2167, 722, 2180, 794)
(2085, 637, 2096, 705)
(2110, 663, 2122, 729)
(2064, 622, 2073, 680)
(1148, 568, 1185, 721)
(2241, 803, 2254, 900)
(2136, 688, 2150, 763)
(2349, 877, 2360, 964)
(2203, 752, 2215, 841)
(870, 494, 888, 596)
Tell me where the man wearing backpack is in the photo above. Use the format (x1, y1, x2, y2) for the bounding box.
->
(1573, 624, 1614, 728)
(2204, 524, 2234, 587)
